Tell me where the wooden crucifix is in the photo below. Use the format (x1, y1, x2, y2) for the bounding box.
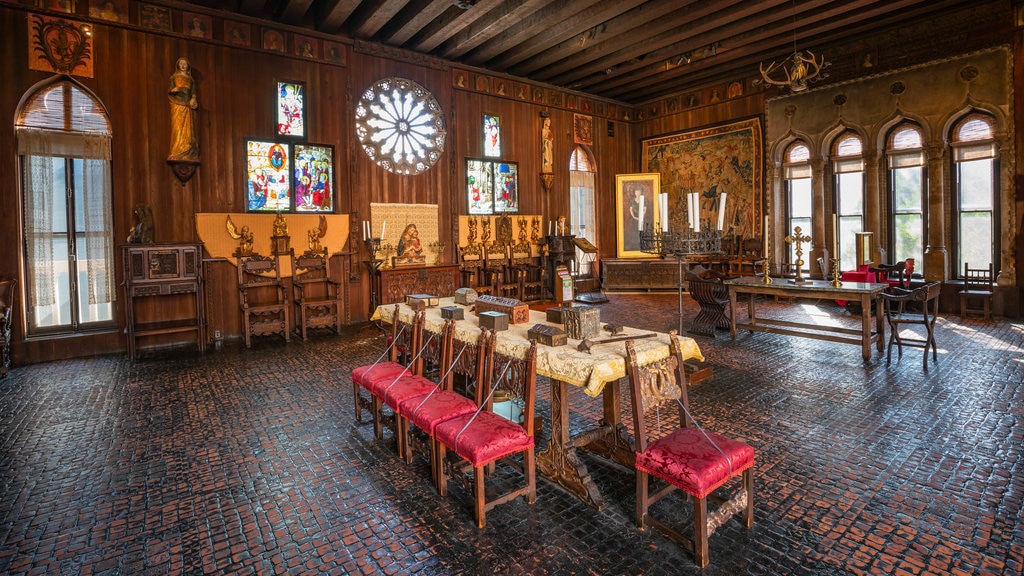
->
(784, 226, 812, 284)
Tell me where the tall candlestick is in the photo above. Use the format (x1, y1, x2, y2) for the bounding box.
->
(718, 193, 728, 231)
(764, 215, 769, 257)
(832, 213, 838, 258)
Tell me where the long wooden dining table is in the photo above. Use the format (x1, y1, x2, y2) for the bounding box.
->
(372, 298, 705, 510)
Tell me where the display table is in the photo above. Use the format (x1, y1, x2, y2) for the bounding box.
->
(373, 299, 704, 510)
(725, 277, 888, 360)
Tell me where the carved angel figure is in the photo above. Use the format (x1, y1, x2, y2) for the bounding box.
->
(467, 217, 479, 246)
(226, 215, 254, 256)
(307, 214, 327, 252)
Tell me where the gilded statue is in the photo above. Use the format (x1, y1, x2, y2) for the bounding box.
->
(226, 215, 253, 256)
(168, 58, 199, 162)
(273, 213, 289, 237)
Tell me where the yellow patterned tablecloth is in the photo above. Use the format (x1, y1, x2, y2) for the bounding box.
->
(372, 298, 704, 398)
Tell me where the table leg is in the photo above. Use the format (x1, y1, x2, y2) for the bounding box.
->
(729, 289, 738, 339)
(535, 378, 608, 510)
(581, 379, 636, 469)
(861, 293, 872, 360)
(874, 294, 885, 353)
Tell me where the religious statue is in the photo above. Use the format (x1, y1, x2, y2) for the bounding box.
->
(127, 203, 154, 244)
(168, 57, 199, 162)
(467, 216, 478, 246)
(530, 217, 541, 243)
(481, 217, 491, 246)
(307, 214, 327, 252)
(225, 215, 253, 256)
(541, 115, 554, 173)
(273, 213, 289, 237)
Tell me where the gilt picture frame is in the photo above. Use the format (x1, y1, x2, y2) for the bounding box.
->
(615, 173, 660, 258)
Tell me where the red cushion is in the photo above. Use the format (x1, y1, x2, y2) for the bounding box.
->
(352, 362, 406, 389)
(635, 428, 754, 499)
(400, 391, 478, 435)
(381, 375, 437, 410)
(434, 411, 534, 468)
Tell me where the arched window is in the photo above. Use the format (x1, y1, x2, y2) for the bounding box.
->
(886, 123, 925, 270)
(16, 78, 115, 335)
(950, 112, 997, 276)
(783, 141, 812, 270)
(831, 131, 865, 267)
(569, 145, 596, 275)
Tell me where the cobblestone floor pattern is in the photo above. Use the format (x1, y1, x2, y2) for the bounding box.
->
(0, 293, 1021, 575)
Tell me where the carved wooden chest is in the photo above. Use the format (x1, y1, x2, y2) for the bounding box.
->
(475, 294, 530, 324)
(527, 323, 567, 347)
(478, 311, 509, 331)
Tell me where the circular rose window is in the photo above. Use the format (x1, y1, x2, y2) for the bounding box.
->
(355, 77, 446, 175)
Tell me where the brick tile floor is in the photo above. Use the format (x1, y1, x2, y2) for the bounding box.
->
(0, 293, 1022, 575)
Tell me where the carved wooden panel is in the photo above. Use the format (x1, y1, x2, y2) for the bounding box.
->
(601, 258, 681, 291)
(380, 265, 460, 304)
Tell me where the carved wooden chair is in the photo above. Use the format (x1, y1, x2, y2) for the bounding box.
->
(458, 244, 490, 295)
(880, 281, 942, 369)
(685, 265, 732, 338)
(509, 241, 546, 301)
(625, 332, 754, 568)
(290, 247, 343, 340)
(236, 253, 289, 348)
(482, 242, 511, 296)
(0, 278, 15, 378)
(959, 263, 994, 321)
(434, 335, 538, 527)
(727, 238, 762, 276)
(869, 259, 912, 290)
(351, 306, 421, 432)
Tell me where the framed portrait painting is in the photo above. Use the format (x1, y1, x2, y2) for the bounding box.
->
(245, 139, 291, 212)
(615, 173, 660, 258)
(293, 144, 334, 213)
(275, 81, 306, 138)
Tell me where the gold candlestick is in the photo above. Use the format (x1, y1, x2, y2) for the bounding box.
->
(830, 257, 843, 287)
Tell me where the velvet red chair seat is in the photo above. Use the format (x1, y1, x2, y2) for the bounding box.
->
(353, 363, 407, 390)
(401, 391, 478, 436)
(635, 428, 755, 500)
(434, 411, 534, 468)
(380, 374, 438, 410)
(351, 305, 420, 425)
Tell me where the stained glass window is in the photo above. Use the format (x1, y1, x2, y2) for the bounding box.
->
(467, 158, 518, 214)
(355, 77, 446, 175)
(483, 114, 500, 157)
(246, 139, 291, 212)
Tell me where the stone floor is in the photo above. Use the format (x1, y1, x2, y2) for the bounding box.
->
(0, 293, 1021, 575)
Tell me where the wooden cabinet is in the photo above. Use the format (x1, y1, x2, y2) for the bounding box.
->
(122, 243, 205, 360)
(379, 265, 460, 304)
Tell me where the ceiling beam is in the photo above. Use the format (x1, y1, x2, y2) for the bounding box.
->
(409, 0, 507, 53)
(438, 0, 551, 59)
(378, 0, 452, 45)
(316, 0, 361, 33)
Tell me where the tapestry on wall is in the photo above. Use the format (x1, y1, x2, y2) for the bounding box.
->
(370, 203, 439, 268)
(28, 15, 94, 78)
(642, 117, 763, 243)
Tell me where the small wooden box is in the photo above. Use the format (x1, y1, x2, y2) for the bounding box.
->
(560, 304, 601, 339)
(545, 306, 569, 324)
(527, 323, 567, 347)
(454, 287, 478, 305)
(406, 293, 439, 307)
(475, 294, 530, 324)
(478, 311, 509, 331)
(440, 305, 464, 320)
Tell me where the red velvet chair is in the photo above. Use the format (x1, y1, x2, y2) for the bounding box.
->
(434, 336, 538, 528)
(398, 328, 489, 478)
(625, 332, 755, 568)
(351, 306, 421, 435)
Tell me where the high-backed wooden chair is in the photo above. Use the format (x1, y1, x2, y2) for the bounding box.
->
(434, 335, 538, 528)
(880, 281, 942, 369)
(959, 263, 994, 321)
(482, 242, 511, 295)
(509, 241, 545, 301)
(236, 253, 289, 348)
(869, 259, 912, 290)
(0, 278, 15, 378)
(728, 238, 762, 276)
(290, 248, 343, 340)
(625, 332, 754, 568)
(458, 244, 490, 295)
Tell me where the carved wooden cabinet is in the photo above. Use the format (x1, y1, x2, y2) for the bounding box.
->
(601, 258, 680, 291)
(379, 265, 460, 304)
(122, 243, 205, 360)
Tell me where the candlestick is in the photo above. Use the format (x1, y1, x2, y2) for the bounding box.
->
(832, 213, 838, 259)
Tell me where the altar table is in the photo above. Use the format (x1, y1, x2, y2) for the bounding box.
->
(724, 277, 888, 360)
(372, 299, 704, 510)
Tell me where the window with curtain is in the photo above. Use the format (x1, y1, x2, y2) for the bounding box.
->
(16, 78, 115, 335)
(886, 123, 925, 269)
(951, 113, 997, 277)
(569, 145, 596, 275)
(783, 142, 812, 271)
(831, 132, 865, 268)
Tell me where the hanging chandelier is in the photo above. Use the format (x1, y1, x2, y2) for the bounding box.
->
(759, 1, 829, 92)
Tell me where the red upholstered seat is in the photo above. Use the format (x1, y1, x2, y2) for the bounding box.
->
(434, 411, 534, 468)
(635, 428, 755, 499)
(400, 390, 478, 436)
(353, 362, 407, 389)
(380, 374, 438, 409)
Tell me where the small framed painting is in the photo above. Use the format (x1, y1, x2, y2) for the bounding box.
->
(182, 12, 211, 39)
(245, 139, 291, 212)
(224, 21, 250, 46)
(275, 81, 306, 138)
(293, 144, 334, 213)
(293, 34, 318, 59)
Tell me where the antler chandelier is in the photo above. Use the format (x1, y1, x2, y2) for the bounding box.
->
(759, 1, 829, 92)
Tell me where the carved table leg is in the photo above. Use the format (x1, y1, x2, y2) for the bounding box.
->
(581, 378, 636, 468)
(536, 378, 608, 510)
